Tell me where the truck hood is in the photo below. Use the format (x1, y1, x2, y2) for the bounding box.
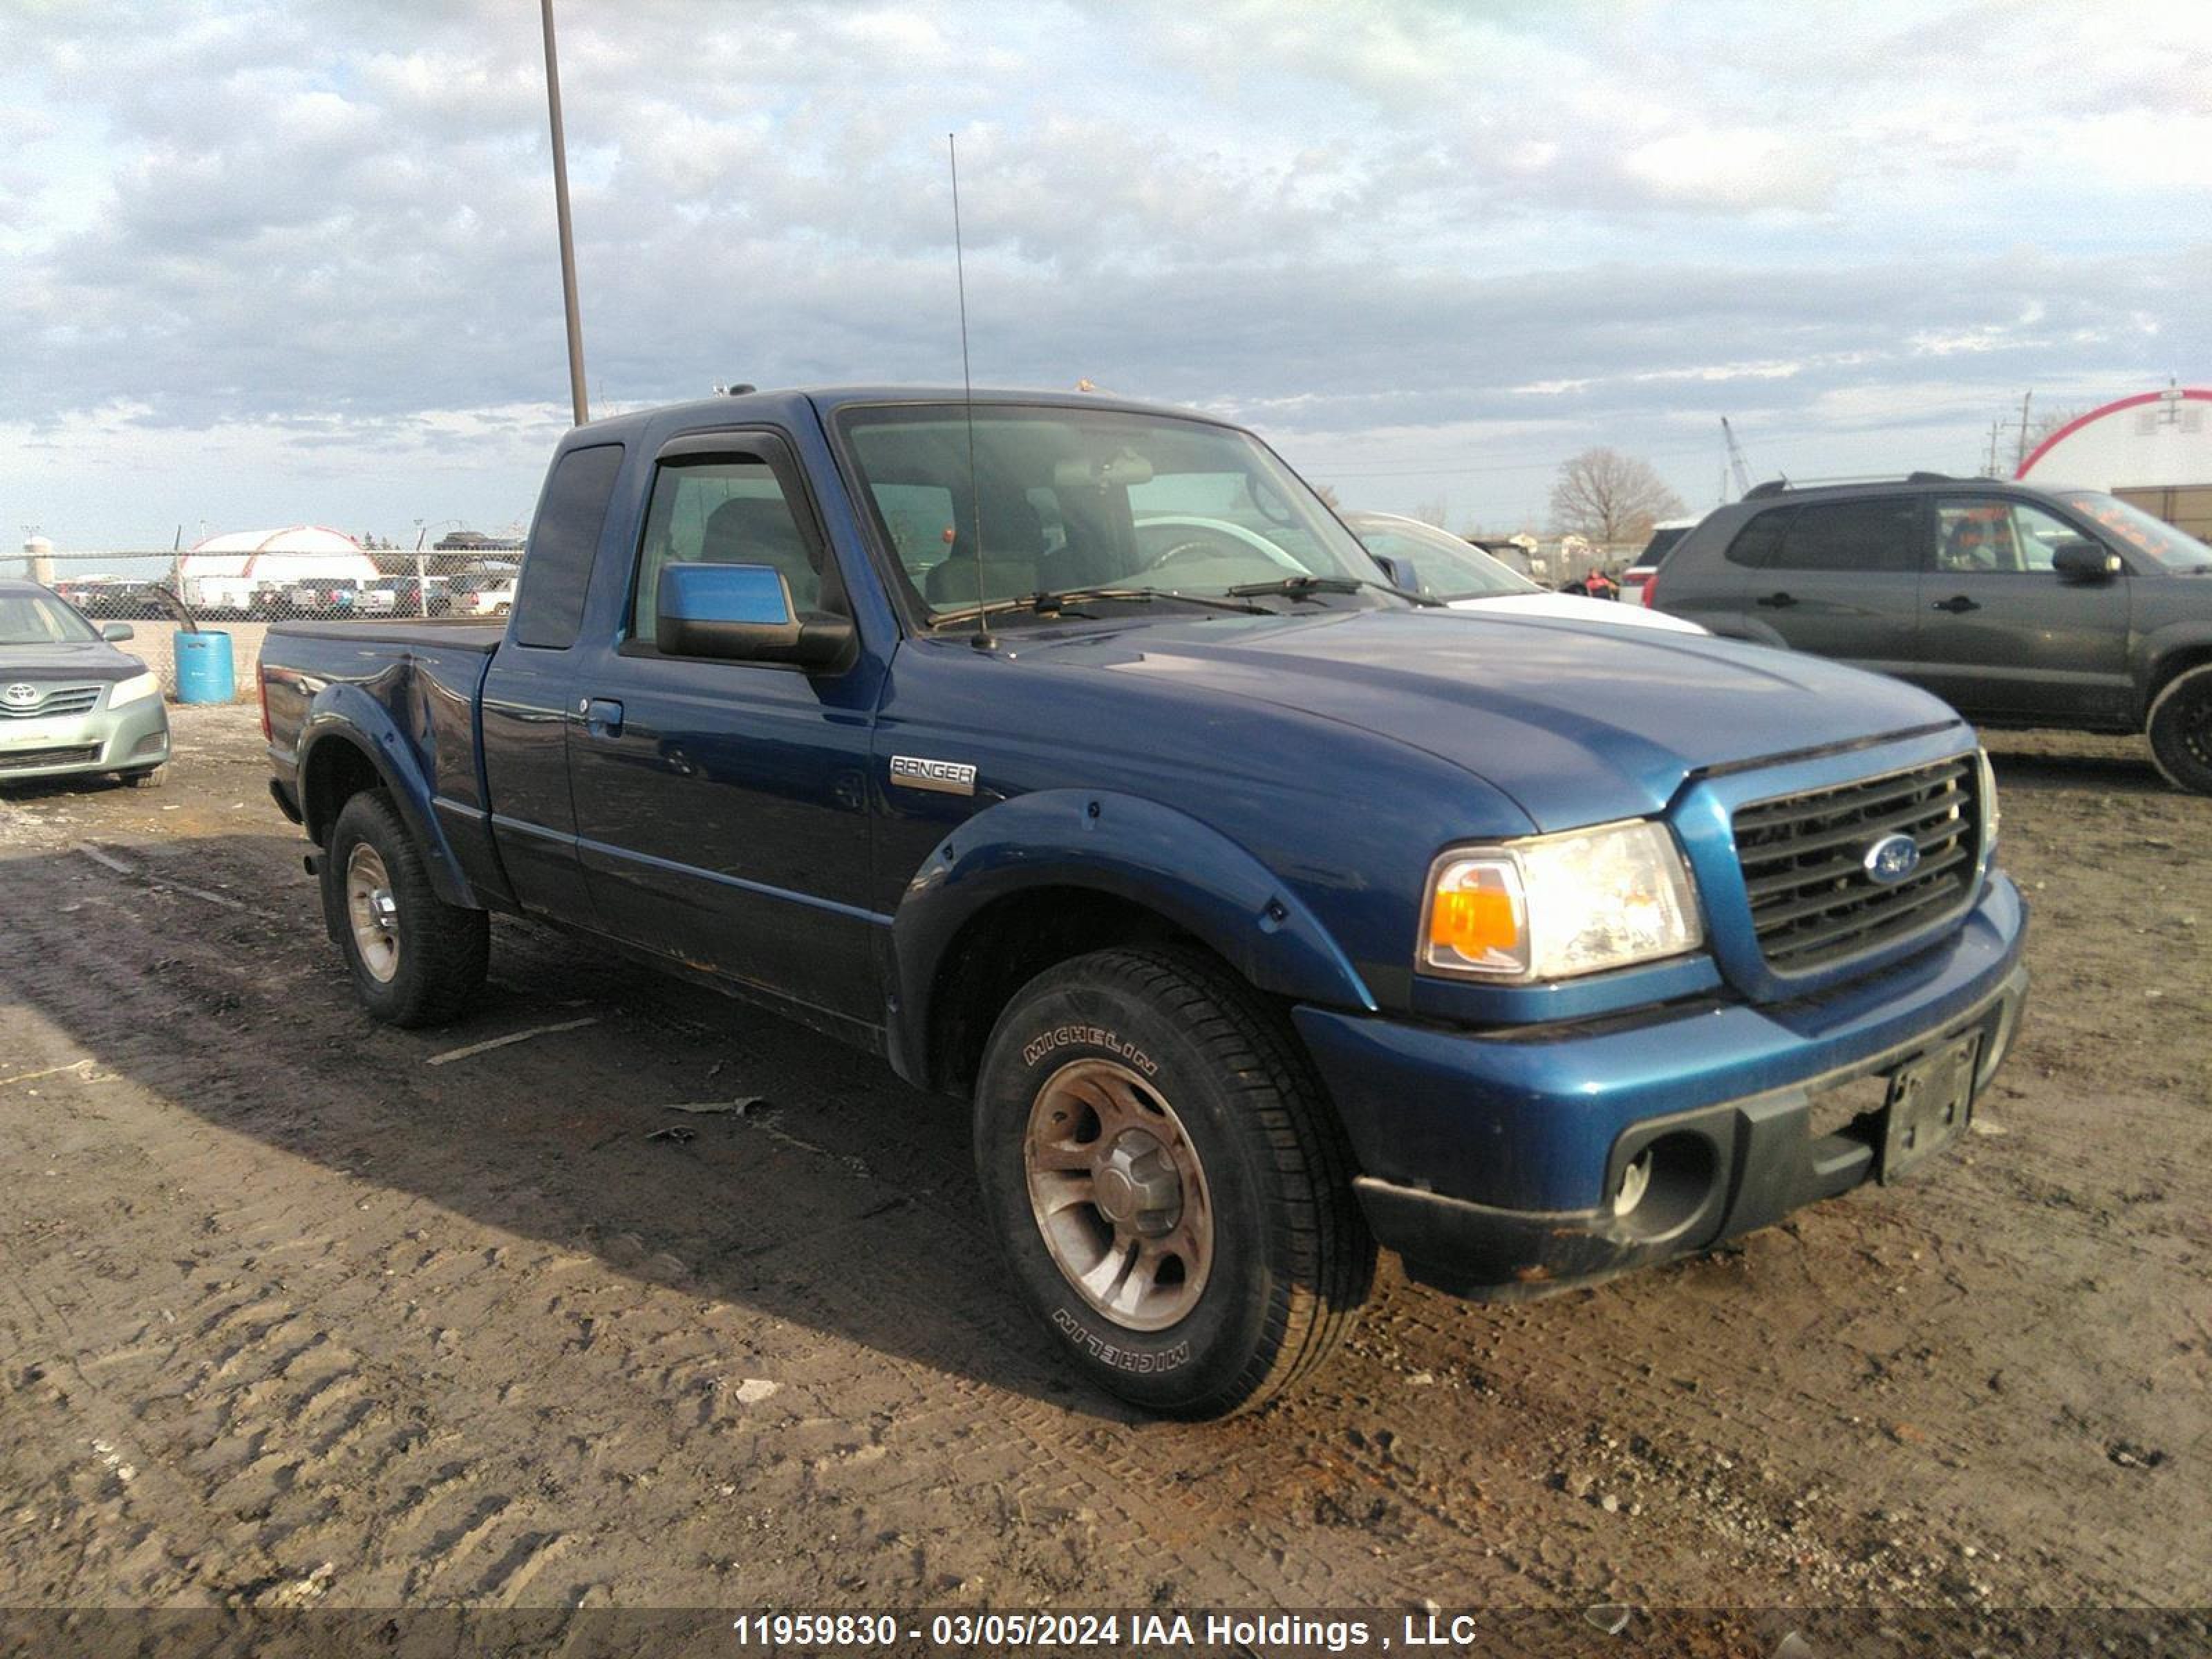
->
(1034, 608, 1967, 830)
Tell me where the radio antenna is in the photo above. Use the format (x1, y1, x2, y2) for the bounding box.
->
(948, 133, 994, 650)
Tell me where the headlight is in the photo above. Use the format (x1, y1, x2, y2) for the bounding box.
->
(1975, 746, 1999, 862)
(1420, 818, 1704, 982)
(106, 671, 162, 709)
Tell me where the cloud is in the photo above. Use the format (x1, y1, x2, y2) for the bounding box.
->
(1, 0, 2206, 541)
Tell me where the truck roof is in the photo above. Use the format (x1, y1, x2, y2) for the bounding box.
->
(567, 385, 1238, 446)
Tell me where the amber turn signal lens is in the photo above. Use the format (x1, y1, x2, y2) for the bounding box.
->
(1429, 882, 1519, 957)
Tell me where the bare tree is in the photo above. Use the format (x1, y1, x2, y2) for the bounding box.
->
(2025, 404, 2092, 449)
(1310, 482, 1342, 511)
(1548, 449, 1687, 544)
(1409, 497, 1447, 527)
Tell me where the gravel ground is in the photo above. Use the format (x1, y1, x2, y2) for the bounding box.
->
(1, 705, 2205, 1618)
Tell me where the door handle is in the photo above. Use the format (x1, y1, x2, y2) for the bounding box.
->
(581, 696, 624, 738)
(1931, 594, 1980, 615)
(1755, 591, 1798, 609)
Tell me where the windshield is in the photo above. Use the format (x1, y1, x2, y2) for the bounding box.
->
(1638, 523, 1691, 566)
(0, 590, 100, 646)
(2058, 492, 2212, 572)
(838, 404, 1391, 622)
(1345, 515, 1538, 599)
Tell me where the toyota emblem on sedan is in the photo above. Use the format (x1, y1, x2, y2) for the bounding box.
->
(2, 684, 38, 709)
(1863, 832, 1922, 884)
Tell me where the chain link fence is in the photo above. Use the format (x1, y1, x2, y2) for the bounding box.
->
(12, 551, 523, 700)
(16, 534, 1653, 702)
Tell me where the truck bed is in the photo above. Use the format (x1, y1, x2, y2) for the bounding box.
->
(261, 619, 512, 913)
(267, 619, 505, 653)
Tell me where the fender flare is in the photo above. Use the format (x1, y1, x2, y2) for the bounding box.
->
(888, 788, 1376, 1086)
(2135, 621, 2212, 720)
(296, 685, 478, 909)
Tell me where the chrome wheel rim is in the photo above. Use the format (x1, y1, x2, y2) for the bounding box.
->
(1024, 1058, 1213, 1331)
(345, 844, 401, 984)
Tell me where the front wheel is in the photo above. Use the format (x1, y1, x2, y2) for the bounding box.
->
(2147, 664, 2212, 796)
(974, 947, 1374, 1417)
(321, 789, 489, 1027)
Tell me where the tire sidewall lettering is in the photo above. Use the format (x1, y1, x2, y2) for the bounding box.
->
(1019, 1022, 1158, 1077)
(1050, 1307, 1192, 1374)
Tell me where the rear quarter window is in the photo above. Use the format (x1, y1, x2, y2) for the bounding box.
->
(1725, 508, 1794, 567)
(1766, 499, 1922, 573)
(512, 442, 625, 649)
(1734, 504, 1929, 575)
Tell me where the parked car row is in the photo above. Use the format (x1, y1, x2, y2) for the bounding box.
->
(44, 568, 525, 623)
(48, 577, 178, 619)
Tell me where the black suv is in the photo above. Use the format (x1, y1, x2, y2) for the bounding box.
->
(1650, 474, 2212, 794)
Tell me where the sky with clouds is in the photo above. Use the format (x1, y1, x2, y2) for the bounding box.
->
(3, 0, 2206, 549)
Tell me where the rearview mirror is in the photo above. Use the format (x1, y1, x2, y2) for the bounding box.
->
(1051, 452, 1155, 490)
(655, 563, 852, 667)
(100, 622, 135, 642)
(2052, 540, 2121, 583)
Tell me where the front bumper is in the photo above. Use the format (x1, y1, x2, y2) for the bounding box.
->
(0, 697, 170, 782)
(1296, 874, 2028, 1300)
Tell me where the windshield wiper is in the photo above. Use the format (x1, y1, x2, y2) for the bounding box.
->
(928, 585, 1274, 629)
(1226, 574, 1445, 607)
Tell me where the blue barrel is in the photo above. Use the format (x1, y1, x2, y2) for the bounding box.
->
(174, 630, 235, 703)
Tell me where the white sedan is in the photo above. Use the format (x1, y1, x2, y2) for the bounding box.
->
(1343, 512, 1707, 635)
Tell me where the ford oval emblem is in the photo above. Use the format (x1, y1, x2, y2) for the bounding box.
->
(1863, 832, 1922, 885)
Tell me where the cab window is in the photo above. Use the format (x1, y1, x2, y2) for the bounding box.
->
(630, 456, 839, 637)
(512, 442, 623, 649)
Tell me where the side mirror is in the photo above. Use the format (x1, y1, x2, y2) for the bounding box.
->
(100, 622, 135, 642)
(655, 563, 852, 667)
(1369, 552, 1419, 592)
(2052, 540, 2121, 583)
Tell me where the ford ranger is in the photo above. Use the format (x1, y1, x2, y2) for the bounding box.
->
(261, 387, 2029, 1416)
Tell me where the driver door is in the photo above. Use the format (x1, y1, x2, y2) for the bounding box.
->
(1909, 496, 2133, 724)
(565, 433, 885, 1024)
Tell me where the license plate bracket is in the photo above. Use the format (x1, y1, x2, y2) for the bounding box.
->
(1880, 1032, 1981, 1181)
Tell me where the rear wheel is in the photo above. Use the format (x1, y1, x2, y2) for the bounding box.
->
(973, 947, 1374, 1417)
(2147, 664, 2212, 796)
(321, 789, 489, 1027)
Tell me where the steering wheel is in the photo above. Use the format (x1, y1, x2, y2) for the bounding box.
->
(1141, 536, 1231, 574)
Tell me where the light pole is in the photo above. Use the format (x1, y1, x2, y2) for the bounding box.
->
(539, 0, 588, 426)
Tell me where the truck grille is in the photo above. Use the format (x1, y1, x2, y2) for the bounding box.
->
(1735, 754, 1980, 973)
(0, 685, 102, 719)
(0, 744, 101, 773)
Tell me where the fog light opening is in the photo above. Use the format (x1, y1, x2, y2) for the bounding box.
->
(1613, 1150, 1653, 1218)
(1609, 1130, 1719, 1241)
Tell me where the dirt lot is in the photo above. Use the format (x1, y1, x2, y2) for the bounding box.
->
(1, 705, 2206, 1618)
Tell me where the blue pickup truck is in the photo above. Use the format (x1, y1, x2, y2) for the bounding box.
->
(262, 386, 2029, 1416)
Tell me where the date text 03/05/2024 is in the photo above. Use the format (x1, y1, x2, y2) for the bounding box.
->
(729, 1610, 1549, 1651)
